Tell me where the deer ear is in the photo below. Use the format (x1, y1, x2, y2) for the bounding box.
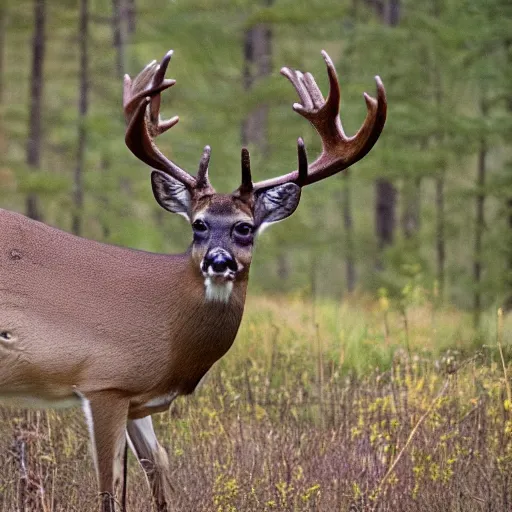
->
(254, 183, 301, 231)
(151, 171, 192, 219)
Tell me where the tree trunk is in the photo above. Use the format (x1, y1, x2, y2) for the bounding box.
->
(241, 2, 273, 152)
(373, 0, 399, 269)
(375, 179, 397, 269)
(126, 0, 136, 35)
(26, 0, 46, 221)
(388, 0, 400, 25)
(473, 134, 487, 328)
(0, 5, 6, 106)
(73, 0, 89, 236)
(343, 172, 356, 292)
(504, 38, 512, 311)
(506, 196, 512, 312)
(401, 177, 421, 239)
(432, 0, 447, 302)
(0, 6, 6, 154)
(364, 0, 400, 25)
(435, 176, 445, 297)
(112, 0, 126, 78)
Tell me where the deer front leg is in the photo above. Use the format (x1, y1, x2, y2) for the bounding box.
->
(82, 392, 130, 512)
(127, 416, 173, 512)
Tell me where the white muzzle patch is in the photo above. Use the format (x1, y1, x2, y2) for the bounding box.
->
(204, 277, 234, 303)
(200, 249, 237, 303)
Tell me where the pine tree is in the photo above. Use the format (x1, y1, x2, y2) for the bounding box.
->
(26, 0, 46, 221)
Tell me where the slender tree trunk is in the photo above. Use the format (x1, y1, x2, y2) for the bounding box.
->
(365, 0, 400, 25)
(432, 0, 447, 301)
(374, 0, 399, 269)
(26, 0, 46, 221)
(112, 0, 126, 78)
(0, 5, 6, 107)
(401, 177, 421, 239)
(0, 6, 6, 154)
(435, 176, 445, 296)
(99, 0, 127, 239)
(105, 0, 127, 239)
(73, 0, 89, 236)
(375, 179, 397, 269)
(388, 0, 400, 25)
(241, 1, 273, 152)
(343, 172, 356, 292)
(473, 134, 487, 328)
(342, 2, 358, 292)
(504, 38, 512, 311)
(507, 197, 512, 312)
(126, 0, 136, 35)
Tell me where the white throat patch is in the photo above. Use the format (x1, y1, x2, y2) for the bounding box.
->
(204, 277, 233, 303)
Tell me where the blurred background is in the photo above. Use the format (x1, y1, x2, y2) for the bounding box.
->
(2, 2, 512, 510)
(0, 0, 511, 322)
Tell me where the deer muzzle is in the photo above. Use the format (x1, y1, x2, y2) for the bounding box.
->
(201, 248, 238, 281)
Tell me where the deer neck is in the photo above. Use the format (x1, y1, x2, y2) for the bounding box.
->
(144, 253, 249, 395)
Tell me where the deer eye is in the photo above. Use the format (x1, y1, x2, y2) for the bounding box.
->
(233, 222, 254, 241)
(192, 219, 208, 233)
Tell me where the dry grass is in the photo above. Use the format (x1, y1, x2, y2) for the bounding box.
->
(1, 296, 511, 511)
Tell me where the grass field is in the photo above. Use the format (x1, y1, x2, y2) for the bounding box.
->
(1, 296, 511, 511)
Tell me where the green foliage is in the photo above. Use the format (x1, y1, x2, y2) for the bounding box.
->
(0, 0, 510, 309)
(17, 169, 71, 196)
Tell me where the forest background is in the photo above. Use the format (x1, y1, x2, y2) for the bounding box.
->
(1, 1, 512, 510)
(1, 0, 510, 328)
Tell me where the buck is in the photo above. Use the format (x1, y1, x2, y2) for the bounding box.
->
(0, 49, 386, 511)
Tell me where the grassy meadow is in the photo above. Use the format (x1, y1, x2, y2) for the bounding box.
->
(1, 295, 511, 511)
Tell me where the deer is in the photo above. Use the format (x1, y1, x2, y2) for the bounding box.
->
(0, 49, 386, 511)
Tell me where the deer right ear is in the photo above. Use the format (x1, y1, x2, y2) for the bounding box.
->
(253, 182, 301, 231)
(151, 170, 192, 219)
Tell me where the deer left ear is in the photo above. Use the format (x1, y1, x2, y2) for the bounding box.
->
(254, 183, 301, 230)
(151, 170, 192, 220)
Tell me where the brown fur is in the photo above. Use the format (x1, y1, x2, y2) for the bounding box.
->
(0, 208, 247, 405)
(0, 206, 249, 510)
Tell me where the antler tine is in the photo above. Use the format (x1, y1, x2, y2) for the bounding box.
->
(123, 51, 199, 190)
(252, 51, 387, 192)
(236, 148, 253, 198)
(123, 59, 155, 111)
(196, 145, 213, 191)
(297, 137, 308, 184)
(123, 54, 175, 124)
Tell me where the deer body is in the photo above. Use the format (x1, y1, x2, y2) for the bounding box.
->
(0, 207, 246, 408)
(0, 49, 386, 511)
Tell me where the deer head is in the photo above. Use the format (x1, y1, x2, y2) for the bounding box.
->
(123, 50, 386, 302)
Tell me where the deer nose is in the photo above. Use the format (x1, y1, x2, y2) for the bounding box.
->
(202, 249, 237, 274)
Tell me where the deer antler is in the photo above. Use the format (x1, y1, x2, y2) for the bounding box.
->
(251, 51, 387, 192)
(123, 50, 214, 193)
